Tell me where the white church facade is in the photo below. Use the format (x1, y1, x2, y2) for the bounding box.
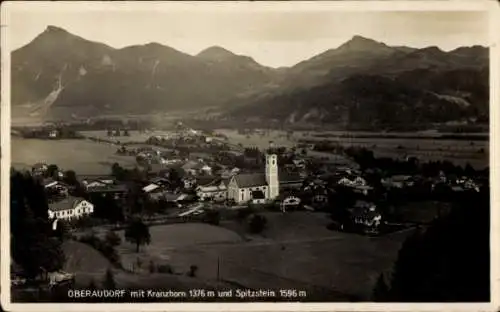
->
(227, 153, 303, 204)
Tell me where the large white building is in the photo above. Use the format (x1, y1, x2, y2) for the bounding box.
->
(227, 153, 302, 204)
(48, 196, 94, 220)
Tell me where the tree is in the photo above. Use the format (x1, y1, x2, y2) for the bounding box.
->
(102, 268, 116, 289)
(47, 164, 59, 179)
(88, 278, 98, 290)
(63, 170, 78, 186)
(125, 218, 151, 252)
(168, 168, 183, 189)
(149, 260, 156, 273)
(10, 169, 66, 279)
(372, 273, 389, 301)
(188, 265, 198, 277)
(111, 162, 127, 181)
(203, 210, 220, 225)
(105, 230, 122, 247)
(248, 214, 267, 234)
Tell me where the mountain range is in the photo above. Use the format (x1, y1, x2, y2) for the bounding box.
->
(12, 26, 489, 129)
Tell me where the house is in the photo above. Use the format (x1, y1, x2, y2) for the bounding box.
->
(81, 177, 115, 190)
(48, 129, 59, 139)
(142, 183, 166, 201)
(32, 163, 48, 176)
(183, 177, 197, 189)
(292, 159, 306, 169)
(221, 167, 240, 179)
(280, 196, 301, 212)
(48, 197, 94, 220)
(196, 180, 227, 202)
(381, 175, 414, 189)
(353, 185, 374, 196)
(200, 164, 212, 175)
(87, 184, 128, 200)
(150, 177, 171, 188)
(228, 153, 304, 204)
(350, 201, 382, 234)
(162, 192, 185, 207)
(338, 176, 367, 187)
(279, 171, 304, 190)
(182, 161, 202, 176)
(43, 179, 69, 198)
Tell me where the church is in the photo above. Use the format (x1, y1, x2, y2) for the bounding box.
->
(227, 153, 303, 204)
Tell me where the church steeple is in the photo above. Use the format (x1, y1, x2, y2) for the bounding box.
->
(265, 152, 279, 200)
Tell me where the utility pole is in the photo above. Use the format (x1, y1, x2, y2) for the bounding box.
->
(216, 256, 220, 282)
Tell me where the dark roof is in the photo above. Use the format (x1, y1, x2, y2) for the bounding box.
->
(221, 178, 230, 187)
(279, 171, 303, 184)
(32, 163, 48, 170)
(49, 196, 88, 212)
(251, 190, 265, 199)
(196, 176, 219, 186)
(87, 184, 128, 193)
(164, 192, 181, 202)
(234, 173, 267, 188)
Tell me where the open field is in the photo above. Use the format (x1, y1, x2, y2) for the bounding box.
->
(80, 130, 176, 144)
(112, 212, 413, 300)
(216, 129, 489, 169)
(12, 137, 137, 175)
(62, 240, 232, 292)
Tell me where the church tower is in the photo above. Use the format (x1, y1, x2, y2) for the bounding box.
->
(265, 153, 279, 199)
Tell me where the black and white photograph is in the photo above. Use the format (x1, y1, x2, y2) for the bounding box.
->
(1, 1, 498, 309)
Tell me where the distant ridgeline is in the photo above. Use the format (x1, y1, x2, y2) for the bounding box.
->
(12, 26, 489, 130)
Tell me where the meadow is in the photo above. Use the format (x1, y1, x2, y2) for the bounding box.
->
(11, 137, 137, 175)
(62, 240, 233, 293)
(112, 212, 413, 300)
(216, 129, 489, 169)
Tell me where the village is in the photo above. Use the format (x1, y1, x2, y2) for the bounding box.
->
(11, 122, 488, 300)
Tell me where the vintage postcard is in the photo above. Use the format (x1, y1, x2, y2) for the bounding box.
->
(1, 1, 499, 311)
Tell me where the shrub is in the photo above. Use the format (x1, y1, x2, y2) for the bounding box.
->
(157, 264, 174, 274)
(79, 234, 122, 268)
(105, 230, 122, 247)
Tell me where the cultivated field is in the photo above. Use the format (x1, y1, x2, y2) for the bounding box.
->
(216, 129, 489, 169)
(11, 137, 137, 175)
(112, 212, 413, 300)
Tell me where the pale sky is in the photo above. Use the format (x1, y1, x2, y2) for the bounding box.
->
(4, 2, 491, 68)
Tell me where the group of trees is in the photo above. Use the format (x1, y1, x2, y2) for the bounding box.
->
(20, 127, 82, 139)
(373, 188, 489, 301)
(11, 169, 66, 280)
(107, 129, 130, 137)
(344, 146, 487, 178)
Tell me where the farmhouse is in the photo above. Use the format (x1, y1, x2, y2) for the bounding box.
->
(197, 180, 227, 202)
(48, 196, 94, 220)
(350, 201, 382, 234)
(227, 153, 304, 204)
